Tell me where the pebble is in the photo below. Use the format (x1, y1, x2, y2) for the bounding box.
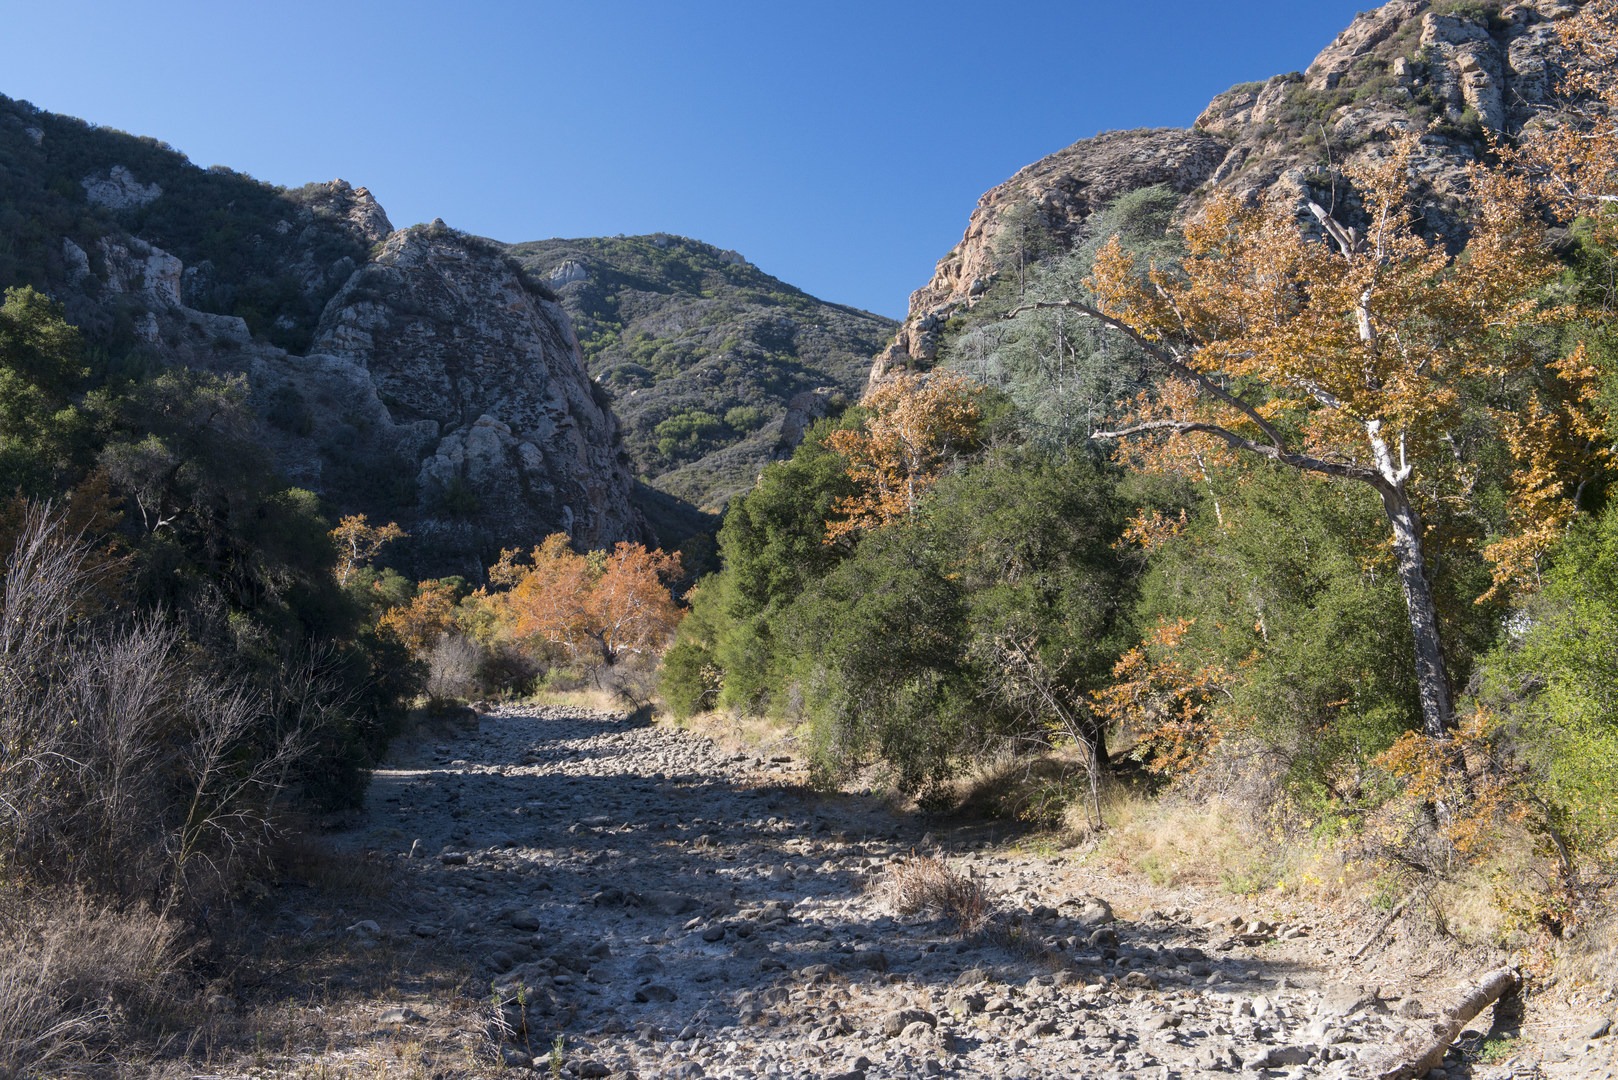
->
(327, 704, 1558, 1080)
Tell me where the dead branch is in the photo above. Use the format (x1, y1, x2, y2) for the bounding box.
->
(1350, 888, 1418, 963)
(1364, 966, 1523, 1080)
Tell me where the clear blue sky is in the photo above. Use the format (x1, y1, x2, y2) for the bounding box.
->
(5, 1, 1370, 319)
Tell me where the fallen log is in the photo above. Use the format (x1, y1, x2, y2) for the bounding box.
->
(1365, 966, 1522, 1080)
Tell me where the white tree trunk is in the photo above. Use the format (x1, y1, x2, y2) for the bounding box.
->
(1365, 967, 1522, 1080)
(1380, 486, 1453, 737)
(1366, 420, 1452, 737)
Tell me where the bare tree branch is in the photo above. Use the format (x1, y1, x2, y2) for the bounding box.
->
(1091, 417, 1386, 488)
(1003, 298, 1293, 450)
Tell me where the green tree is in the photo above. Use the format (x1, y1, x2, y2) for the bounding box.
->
(678, 416, 859, 711)
(1476, 504, 1618, 855)
(1125, 465, 1428, 795)
(0, 286, 90, 495)
(781, 450, 1131, 789)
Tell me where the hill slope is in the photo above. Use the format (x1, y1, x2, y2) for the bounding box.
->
(0, 95, 644, 576)
(872, 0, 1592, 385)
(509, 235, 896, 510)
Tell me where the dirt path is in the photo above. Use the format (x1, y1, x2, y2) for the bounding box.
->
(263, 705, 1616, 1079)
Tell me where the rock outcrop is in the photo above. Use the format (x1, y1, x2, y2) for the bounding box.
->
(76, 221, 643, 574)
(871, 0, 1594, 386)
(311, 224, 640, 556)
(298, 179, 395, 245)
(3, 93, 649, 575)
(870, 129, 1227, 383)
(81, 164, 162, 210)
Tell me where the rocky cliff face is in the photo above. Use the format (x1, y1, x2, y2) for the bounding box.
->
(1, 96, 645, 575)
(311, 225, 639, 557)
(62, 217, 641, 575)
(871, 129, 1228, 382)
(872, 0, 1591, 384)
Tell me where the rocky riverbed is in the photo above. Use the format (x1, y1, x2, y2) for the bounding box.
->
(240, 705, 1618, 1079)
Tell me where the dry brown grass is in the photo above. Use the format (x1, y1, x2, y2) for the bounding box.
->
(665, 706, 801, 760)
(941, 748, 1094, 829)
(1091, 783, 1374, 904)
(882, 852, 996, 936)
(0, 889, 185, 1076)
(524, 685, 636, 715)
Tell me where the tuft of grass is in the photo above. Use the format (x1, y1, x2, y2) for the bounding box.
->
(1477, 1035, 1522, 1064)
(1093, 785, 1372, 903)
(0, 889, 184, 1075)
(663, 705, 801, 761)
(946, 749, 1093, 831)
(882, 852, 996, 935)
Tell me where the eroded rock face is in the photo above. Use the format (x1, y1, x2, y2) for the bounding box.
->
(312, 225, 641, 556)
(1200, 0, 1582, 222)
(81, 164, 162, 210)
(298, 179, 395, 246)
(871, 0, 1599, 387)
(870, 129, 1228, 383)
(62, 215, 642, 576)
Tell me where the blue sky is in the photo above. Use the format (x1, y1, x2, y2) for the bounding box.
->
(5, 2, 1370, 318)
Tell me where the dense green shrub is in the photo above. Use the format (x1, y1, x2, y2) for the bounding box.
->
(1130, 466, 1448, 797)
(1476, 505, 1618, 856)
(664, 414, 1134, 790)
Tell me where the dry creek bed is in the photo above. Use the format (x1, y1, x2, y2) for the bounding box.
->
(256, 706, 1618, 1080)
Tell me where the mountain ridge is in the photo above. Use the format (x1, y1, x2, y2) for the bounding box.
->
(870, 0, 1593, 386)
(508, 233, 895, 511)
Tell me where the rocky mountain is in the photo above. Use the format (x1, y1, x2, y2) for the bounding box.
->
(872, 0, 1591, 384)
(0, 95, 642, 577)
(508, 235, 896, 511)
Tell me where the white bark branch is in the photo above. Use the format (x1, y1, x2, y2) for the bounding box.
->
(1092, 417, 1381, 486)
(1002, 299, 1291, 450)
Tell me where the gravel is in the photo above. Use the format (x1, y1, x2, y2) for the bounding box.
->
(319, 705, 1616, 1079)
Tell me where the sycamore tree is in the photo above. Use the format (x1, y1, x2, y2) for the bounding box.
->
(1012, 141, 1572, 739)
(491, 535, 683, 665)
(330, 513, 407, 586)
(823, 371, 981, 542)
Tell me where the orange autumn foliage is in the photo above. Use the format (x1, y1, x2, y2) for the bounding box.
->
(1482, 344, 1611, 600)
(378, 579, 459, 653)
(492, 534, 683, 663)
(1515, 0, 1618, 247)
(1086, 144, 1554, 471)
(824, 371, 981, 542)
(330, 514, 406, 586)
(1090, 618, 1232, 776)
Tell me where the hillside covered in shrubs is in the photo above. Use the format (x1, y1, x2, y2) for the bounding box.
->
(509, 234, 896, 510)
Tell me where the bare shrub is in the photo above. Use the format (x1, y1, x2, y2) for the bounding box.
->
(882, 852, 995, 935)
(426, 632, 482, 700)
(0, 505, 304, 912)
(0, 890, 183, 1075)
(475, 640, 541, 698)
(594, 652, 661, 711)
